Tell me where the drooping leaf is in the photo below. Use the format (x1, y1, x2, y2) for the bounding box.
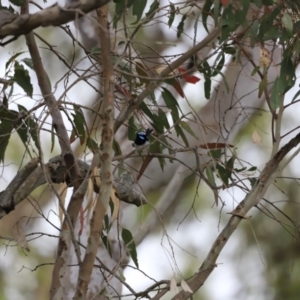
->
(270, 77, 284, 110)
(101, 234, 112, 257)
(113, 0, 134, 28)
(204, 76, 211, 99)
(164, 78, 184, 98)
(280, 51, 295, 92)
(145, 0, 159, 20)
(122, 228, 139, 268)
(9, 0, 23, 6)
(22, 58, 52, 91)
(139, 101, 154, 119)
(211, 52, 225, 76)
(162, 87, 190, 145)
(281, 12, 293, 36)
(113, 139, 122, 156)
(202, 0, 213, 32)
(70, 105, 86, 145)
(209, 149, 222, 159)
(18, 104, 39, 150)
(0, 107, 18, 162)
(168, 3, 175, 27)
(257, 6, 281, 41)
(13, 62, 33, 97)
(258, 77, 267, 98)
(206, 165, 216, 190)
(86, 137, 99, 154)
(149, 139, 166, 172)
(5, 52, 25, 69)
(128, 116, 137, 141)
(216, 163, 229, 187)
(132, 0, 147, 23)
(177, 14, 187, 38)
(180, 121, 198, 140)
(158, 108, 170, 130)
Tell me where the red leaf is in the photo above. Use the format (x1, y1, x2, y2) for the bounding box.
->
(221, 0, 229, 5)
(178, 67, 200, 84)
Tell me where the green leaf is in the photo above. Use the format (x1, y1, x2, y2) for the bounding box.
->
(168, 3, 175, 27)
(139, 101, 154, 119)
(174, 122, 189, 147)
(226, 156, 235, 174)
(22, 58, 34, 69)
(280, 51, 295, 92)
(213, 0, 220, 26)
(204, 76, 211, 99)
(248, 166, 257, 171)
(261, 0, 273, 5)
(86, 137, 99, 153)
(292, 89, 300, 102)
(257, 6, 281, 41)
(282, 13, 293, 36)
(211, 52, 225, 76)
(149, 140, 166, 171)
(270, 77, 284, 110)
(158, 108, 170, 130)
(0, 107, 18, 162)
(22, 58, 52, 90)
(113, 139, 122, 156)
(222, 46, 235, 55)
(251, 66, 260, 76)
(132, 0, 147, 23)
(101, 234, 112, 257)
(18, 104, 39, 150)
(179, 121, 198, 139)
(128, 116, 137, 141)
(248, 177, 258, 187)
(202, 0, 213, 32)
(258, 77, 267, 98)
(113, 0, 134, 28)
(162, 87, 179, 117)
(13, 62, 33, 97)
(177, 14, 186, 38)
(5, 52, 25, 69)
(206, 165, 216, 189)
(122, 228, 139, 268)
(209, 149, 221, 159)
(145, 0, 159, 20)
(9, 0, 23, 6)
(216, 164, 229, 186)
(71, 105, 86, 145)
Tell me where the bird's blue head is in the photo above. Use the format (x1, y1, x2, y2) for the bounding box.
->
(133, 128, 153, 147)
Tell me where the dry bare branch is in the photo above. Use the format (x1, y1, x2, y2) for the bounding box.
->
(0, 0, 109, 39)
(170, 132, 300, 300)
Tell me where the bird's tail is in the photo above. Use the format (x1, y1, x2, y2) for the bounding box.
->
(145, 128, 153, 136)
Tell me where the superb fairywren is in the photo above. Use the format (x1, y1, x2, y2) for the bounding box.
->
(132, 128, 153, 147)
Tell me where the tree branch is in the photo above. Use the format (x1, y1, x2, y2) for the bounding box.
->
(74, 5, 115, 298)
(113, 23, 222, 132)
(0, 0, 109, 39)
(171, 131, 300, 299)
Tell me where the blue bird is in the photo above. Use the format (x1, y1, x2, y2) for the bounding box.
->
(133, 128, 153, 147)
